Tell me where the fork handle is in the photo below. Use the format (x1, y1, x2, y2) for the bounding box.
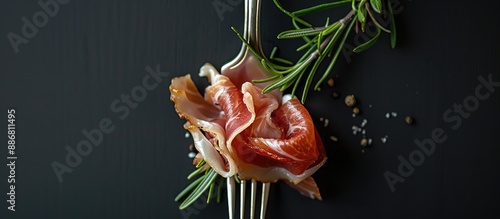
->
(244, 0, 264, 55)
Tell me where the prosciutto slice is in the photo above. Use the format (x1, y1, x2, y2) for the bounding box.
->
(170, 63, 326, 187)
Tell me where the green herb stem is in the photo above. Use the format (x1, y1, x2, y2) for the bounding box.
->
(179, 168, 218, 210)
(293, 0, 354, 17)
(175, 175, 205, 202)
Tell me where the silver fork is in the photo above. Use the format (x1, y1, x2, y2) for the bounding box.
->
(227, 178, 270, 219)
(221, 0, 271, 218)
(221, 0, 264, 73)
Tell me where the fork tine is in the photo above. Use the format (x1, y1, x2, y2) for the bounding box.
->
(232, 178, 271, 219)
(227, 177, 235, 219)
(260, 182, 270, 219)
(240, 180, 246, 219)
(249, 179, 257, 219)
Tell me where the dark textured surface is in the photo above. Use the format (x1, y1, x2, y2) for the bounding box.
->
(1, 0, 499, 218)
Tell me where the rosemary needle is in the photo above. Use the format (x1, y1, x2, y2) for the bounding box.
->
(175, 175, 205, 202)
(179, 168, 218, 210)
(216, 177, 224, 203)
(388, 0, 397, 48)
(195, 159, 205, 168)
(187, 165, 206, 180)
(234, 175, 241, 184)
(207, 179, 216, 203)
(292, 0, 352, 16)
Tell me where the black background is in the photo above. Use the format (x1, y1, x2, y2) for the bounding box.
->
(1, 0, 500, 218)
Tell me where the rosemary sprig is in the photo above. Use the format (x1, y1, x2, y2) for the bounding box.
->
(175, 157, 223, 210)
(175, 159, 241, 210)
(233, 0, 398, 103)
(177, 167, 219, 210)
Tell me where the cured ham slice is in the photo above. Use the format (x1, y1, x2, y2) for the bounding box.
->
(285, 176, 323, 200)
(221, 55, 282, 101)
(170, 63, 326, 192)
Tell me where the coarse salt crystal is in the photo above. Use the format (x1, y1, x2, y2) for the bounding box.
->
(188, 152, 196, 158)
(368, 138, 373, 145)
(185, 132, 190, 138)
(381, 135, 388, 144)
(361, 119, 367, 127)
(391, 112, 398, 117)
(329, 136, 338, 142)
(324, 119, 329, 127)
(385, 113, 390, 118)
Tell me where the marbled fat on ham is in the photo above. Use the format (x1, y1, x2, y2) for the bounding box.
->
(170, 63, 326, 198)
